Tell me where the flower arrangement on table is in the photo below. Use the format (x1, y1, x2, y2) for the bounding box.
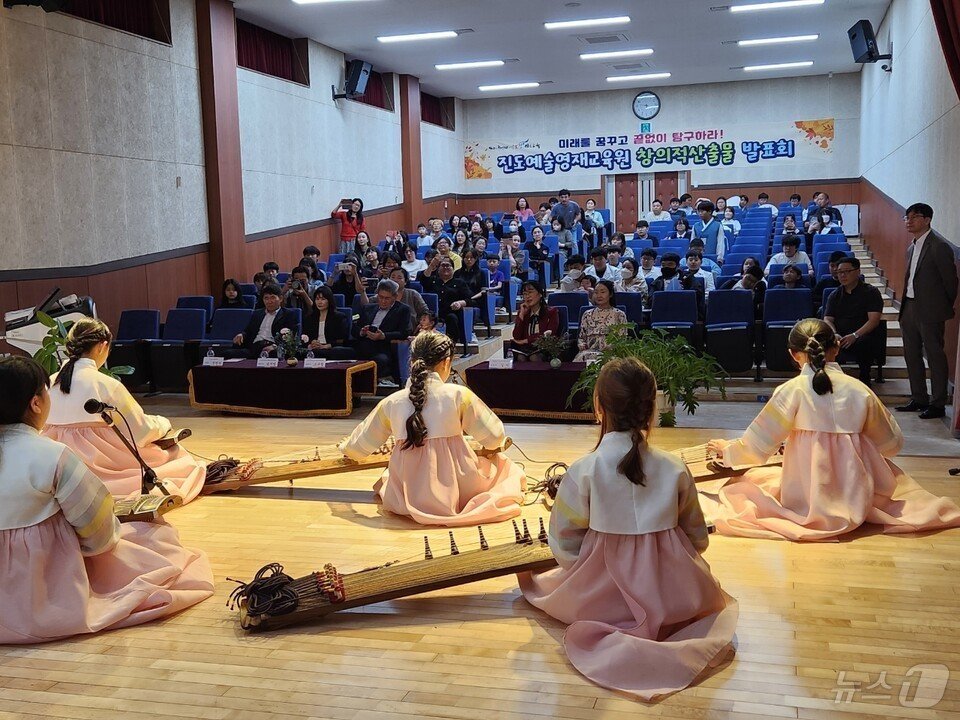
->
(274, 328, 310, 365)
(533, 330, 570, 368)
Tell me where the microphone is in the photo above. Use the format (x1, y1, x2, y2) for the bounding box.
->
(84, 398, 116, 414)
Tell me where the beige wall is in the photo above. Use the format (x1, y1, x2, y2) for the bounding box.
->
(0, 0, 207, 271)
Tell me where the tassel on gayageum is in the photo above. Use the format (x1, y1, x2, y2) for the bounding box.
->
(227, 563, 299, 620)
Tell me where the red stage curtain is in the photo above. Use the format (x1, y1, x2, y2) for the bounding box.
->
(931, 0, 960, 99)
(236, 19, 296, 83)
(63, 0, 156, 41)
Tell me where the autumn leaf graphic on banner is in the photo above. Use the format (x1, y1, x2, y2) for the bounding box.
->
(464, 144, 493, 179)
(794, 118, 834, 151)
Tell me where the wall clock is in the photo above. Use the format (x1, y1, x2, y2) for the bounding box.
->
(633, 91, 661, 120)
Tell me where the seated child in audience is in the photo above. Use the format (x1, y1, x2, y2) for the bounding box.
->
(560, 254, 587, 292)
(668, 217, 694, 241)
(720, 207, 740, 237)
(668, 196, 683, 219)
(412, 311, 438, 339)
(43, 319, 207, 503)
(262, 261, 280, 280)
(485, 254, 505, 294)
(219, 278, 251, 309)
(781, 264, 805, 289)
(756, 192, 778, 218)
(608, 232, 633, 259)
(787, 193, 806, 220)
(633, 220, 659, 245)
(684, 251, 716, 296)
(342, 331, 525, 526)
(552, 217, 574, 259)
(577, 274, 597, 299)
(416, 223, 432, 248)
(519, 357, 737, 700)
(721, 266, 766, 319)
(616, 258, 649, 300)
(0, 356, 214, 645)
(700, 319, 960, 541)
(685, 239, 721, 278)
(638, 248, 661, 280)
(765, 235, 812, 277)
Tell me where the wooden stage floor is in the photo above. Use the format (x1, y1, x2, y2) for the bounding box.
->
(2, 412, 960, 720)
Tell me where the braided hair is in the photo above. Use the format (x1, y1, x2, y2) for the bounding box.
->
(788, 318, 838, 395)
(55, 318, 112, 394)
(402, 331, 455, 450)
(592, 357, 658, 486)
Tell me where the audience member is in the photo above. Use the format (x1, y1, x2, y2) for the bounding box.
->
(575, 280, 627, 363)
(353, 279, 412, 387)
(560, 255, 586, 292)
(495, 217, 527, 244)
(450, 229, 470, 256)
(252, 271, 268, 308)
(535, 201, 552, 225)
(720, 207, 741, 237)
(382, 231, 408, 257)
(262, 261, 280, 280)
(550, 189, 581, 244)
(582, 198, 605, 245)
(678, 194, 695, 216)
(485, 254, 506, 293)
(330, 198, 365, 255)
(756, 192, 779, 218)
(361, 248, 381, 278)
(812, 250, 849, 314)
(328, 255, 367, 307)
(420, 257, 474, 355)
(230, 284, 298, 358)
(639, 248, 661, 281)
(608, 232, 633, 259)
(427, 217, 450, 246)
(435, 237, 462, 271)
(510, 282, 560, 362)
(824, 257, 884, 385)
(668, 196, 683, 219)
(692, 200, 726, 262)
(897, 203, 958, 418)
(615, 258, 649, 303)
(416, 223, 433, 248)
(644, 199, 672, 223)
(302, 286, 354, 360)
(353, 230, 373, 263)
(738, 195, 750, 212)
(514, 196, 535, 222)
(402, 245, 427, 276)
(668, 217, 694, 241)
(298, 256, 325, 289)
(282, 266, 315, 315)
(218, 279, 251, 309)
(765, 235, 812, 277)
(585, 248, 623, 283)
(389, 267, 428, 334)
(448, 215, 463, 235)
(301, 246, 325, 280)
(815, 210, 843, 235)
(454, 249, 485, 303)
(721, 265, 766, 318)
(780, 264, 805, 289)
(499, 234, 527, 282)
(684, 251, 716, 296)
(786, 193, 807, 221)
(685, 239, 720, 277)
(781, 214, 800, 237)
(633, 220, 659, 244)
(577, 274, 597, 299)
(525, 226, 550, 279)
(811, 192, 843, 226)
(412, 311, 438, 337)
(715, 197, 727, 216)
(379, 251, 401, 279)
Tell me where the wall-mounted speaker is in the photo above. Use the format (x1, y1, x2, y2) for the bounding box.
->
(2, 0, 67, 11)
(848, 19, 879, 63)
(333, 59, 372, 101)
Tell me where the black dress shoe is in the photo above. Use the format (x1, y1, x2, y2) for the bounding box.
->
(919, 406, 946, 419)
(896, 401, 928, 412)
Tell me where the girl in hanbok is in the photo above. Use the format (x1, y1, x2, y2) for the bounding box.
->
(520, 357, 738, 700)
(43, 319, 206, 503)
(342, 331, 525, 526)
(700, 319, 960, 541)
(0, 356, 213, 644)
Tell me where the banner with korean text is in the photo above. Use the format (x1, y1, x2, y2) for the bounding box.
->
(464, 118, 835, 182)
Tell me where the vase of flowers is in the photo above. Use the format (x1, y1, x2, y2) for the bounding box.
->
(275, 328, 309, 366)
(533, 330, 569, 368)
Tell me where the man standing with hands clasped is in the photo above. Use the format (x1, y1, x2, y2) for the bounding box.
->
(897, 203, 958, 419)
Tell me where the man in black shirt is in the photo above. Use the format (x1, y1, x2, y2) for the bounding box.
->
(421, 257, 474, 356)
(812, 250, 850, 316)
(824, 257, 883, 385)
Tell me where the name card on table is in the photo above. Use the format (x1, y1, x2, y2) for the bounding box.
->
(488, 357, 514, 370)
(304, 357, 327, 369)
(256, 357, 279, 368)
(202, 356, 224, 367)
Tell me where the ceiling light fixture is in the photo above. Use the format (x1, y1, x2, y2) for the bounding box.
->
(580, 48, 654, 60)
(435, 60, 505, 70)
(478, 82, 540, 92)
(730, 0, 824, 12)
(738, 33, 818, 46)
(377, 30, 458, 43)
(544, 15, 630, 30)
(743, 60, 814, 71)
(606, 72, 671, 82)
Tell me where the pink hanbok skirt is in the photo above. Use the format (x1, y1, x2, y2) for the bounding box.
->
(519, 528, 738, 701)
(44, 425, 206, 503)
(698, 431, 960, 541)
(0, 513, 214, 644)
(375, 437, 526, 526)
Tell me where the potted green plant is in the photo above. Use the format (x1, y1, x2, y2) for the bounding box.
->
(567, 324, 726, 427)
(275, 328, 309, 365)
(32, 312, 134, 379)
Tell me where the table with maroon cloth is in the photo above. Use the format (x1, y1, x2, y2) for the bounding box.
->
(188, 360, 377, 417)
(464, 361, 594, 422)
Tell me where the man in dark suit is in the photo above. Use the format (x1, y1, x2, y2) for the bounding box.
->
(353, 279, 412, 388)
(228, 284, 299, 358)
(897, 203, 958, 419)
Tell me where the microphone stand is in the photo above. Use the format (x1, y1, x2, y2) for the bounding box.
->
(100, 410, 169, 496)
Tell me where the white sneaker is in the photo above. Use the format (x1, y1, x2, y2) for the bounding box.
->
(378, 379, 399, 388)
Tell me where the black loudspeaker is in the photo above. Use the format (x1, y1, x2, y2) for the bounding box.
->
(848, 19, 879, 63)
(344, 59, 371, 97)
(2, 0, 67, 11)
